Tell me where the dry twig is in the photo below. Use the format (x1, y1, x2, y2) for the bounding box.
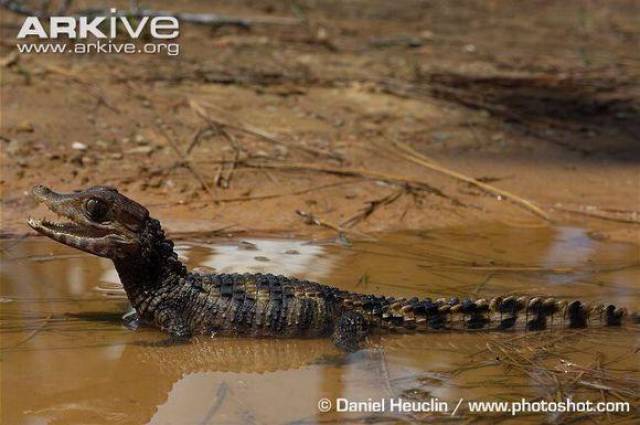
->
(240, 160, 455, 201)
(386, 140, 550, 220)
(341, 188, 405, 228)
(3, 314, 52, 350)
(295, 210, 373, 240)
(189, 100, 341, 160)
(154, 127, 217, 203)
(552, 204, 640, 225)
(0, 1, 300, 28)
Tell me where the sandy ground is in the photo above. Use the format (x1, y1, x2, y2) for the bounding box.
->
(1, 0, 639, 242)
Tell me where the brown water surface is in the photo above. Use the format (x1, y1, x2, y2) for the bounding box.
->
(1, 224, 639, 424)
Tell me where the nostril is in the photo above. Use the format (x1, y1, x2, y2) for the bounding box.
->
(31, 185, 56, 204)
(32, 185, 50, 196)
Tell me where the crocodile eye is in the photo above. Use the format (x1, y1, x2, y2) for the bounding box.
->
(85, 198, 109, 222)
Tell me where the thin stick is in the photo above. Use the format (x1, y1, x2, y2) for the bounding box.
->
(419, 264, 578, 273)
(1, 2, 301, 27)
(189, 100, 340, 160)
(387, 140, 550, 220)
(0, 50, 18, 68)
(0, 0, 38, 16)
(4, 314, 52, 350)
(295, 210, 374, 240)
(341, 188, 405, 228)
(552, 204, 640, 225)
(154, 127, 217, 203)
(87, 9, 300, 28)
(186, 125, 216, 154)
(216, 179, 360, 203)
(217, 127, 242, 188)
(241, 160, 452, 200)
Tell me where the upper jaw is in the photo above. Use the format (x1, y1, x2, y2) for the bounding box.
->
(27, 186, 124, 244)
(30, 185, 89, 226)
(31, 185, 59, 204)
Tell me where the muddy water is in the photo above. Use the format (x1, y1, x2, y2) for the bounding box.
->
(1, 224, 639, 425)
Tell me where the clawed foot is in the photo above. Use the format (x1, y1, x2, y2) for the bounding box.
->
(121, 308, 141, 330)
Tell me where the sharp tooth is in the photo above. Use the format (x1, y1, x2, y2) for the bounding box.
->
(27, 217, 41, 227)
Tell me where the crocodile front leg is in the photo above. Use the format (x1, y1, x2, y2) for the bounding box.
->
(122, 307, 141, 330)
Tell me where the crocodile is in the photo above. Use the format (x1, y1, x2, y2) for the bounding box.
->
(27, 185, 639, 351)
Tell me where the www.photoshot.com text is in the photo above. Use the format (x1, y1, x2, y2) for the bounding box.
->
(317, 397, 630, 416)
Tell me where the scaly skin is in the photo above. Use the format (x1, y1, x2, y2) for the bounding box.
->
(27, 186, 639, 351)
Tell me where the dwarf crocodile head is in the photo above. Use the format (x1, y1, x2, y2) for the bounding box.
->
(28, 185, 150, 259)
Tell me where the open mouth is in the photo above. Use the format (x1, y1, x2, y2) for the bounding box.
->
(27, 216, 112, 239)
(27, 185, 120, 244)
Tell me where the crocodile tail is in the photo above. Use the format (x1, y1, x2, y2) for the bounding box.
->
(358, 295, 638, 332)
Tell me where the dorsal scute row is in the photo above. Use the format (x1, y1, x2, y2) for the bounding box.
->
(343, 294, 629, 331)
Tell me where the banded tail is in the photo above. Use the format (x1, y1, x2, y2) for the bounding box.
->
(352, 295, 640, 332)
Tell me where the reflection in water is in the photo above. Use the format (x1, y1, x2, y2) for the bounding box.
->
(98, 240, 336, 288)
(145, 339, 337, 425)
(191, 239, 337, 282)
(541, 226, 596, 285)
(1, 224, 639, 424)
